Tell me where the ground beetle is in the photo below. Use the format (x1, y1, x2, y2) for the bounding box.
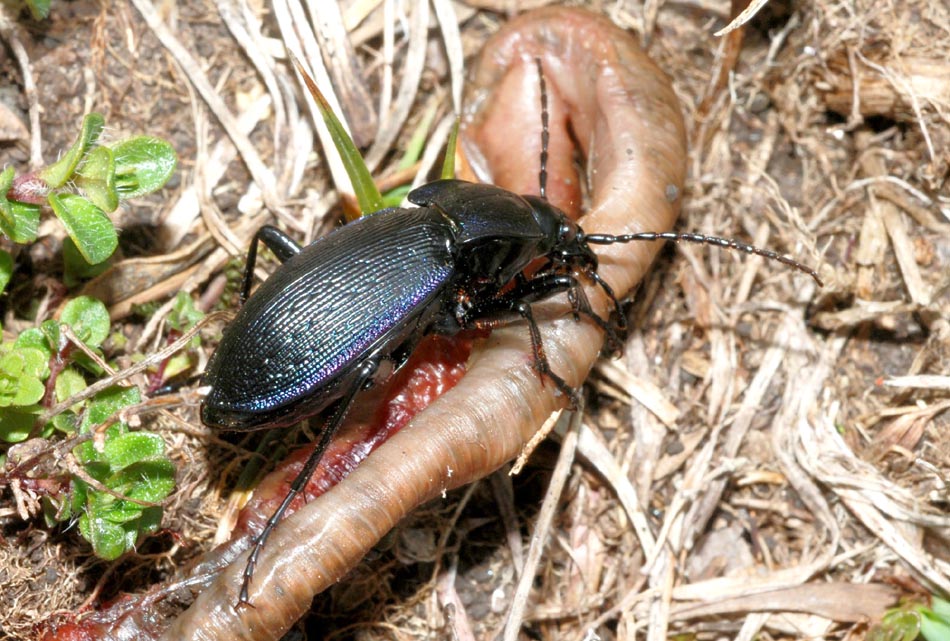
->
(201, 60, 821, 605)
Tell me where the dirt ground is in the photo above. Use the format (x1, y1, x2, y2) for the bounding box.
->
(0, 0, 948, 639)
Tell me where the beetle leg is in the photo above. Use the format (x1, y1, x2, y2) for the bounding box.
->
(565, 274, 625, 357)
(585, 267, 627, 335)
(237, 357, 379, 607)
(507, 271, 623, 355)
(509, 300, 580, 408)
(241, 225, 304, 302)
(465, 273, 582, 408)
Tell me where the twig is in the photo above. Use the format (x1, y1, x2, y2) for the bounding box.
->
(501, 403, 583, 641)
(65, 451, 161, 507)
(39, 311, 231, 424)
(0, 14, 43, 166)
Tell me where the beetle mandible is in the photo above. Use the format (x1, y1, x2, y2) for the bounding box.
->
(200, 59, 821, 606)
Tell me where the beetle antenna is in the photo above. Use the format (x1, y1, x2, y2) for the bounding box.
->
(535, 57, 549, 201)
(584, 231, 823, 285)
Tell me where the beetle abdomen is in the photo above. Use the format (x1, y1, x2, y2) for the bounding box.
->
(202, 208, 456, 429)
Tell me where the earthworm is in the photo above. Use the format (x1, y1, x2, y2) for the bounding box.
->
(158, 7, 686, 640)
(36, 7, 686, 641)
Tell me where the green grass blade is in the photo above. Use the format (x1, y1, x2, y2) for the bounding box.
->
(441, 118, 461, 180)
(290, 53, 383, 219)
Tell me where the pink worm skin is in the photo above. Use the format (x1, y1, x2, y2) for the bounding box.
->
(162, 7, 686, 640)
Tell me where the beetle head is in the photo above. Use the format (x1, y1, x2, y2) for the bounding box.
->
(522, 195, 598, 271)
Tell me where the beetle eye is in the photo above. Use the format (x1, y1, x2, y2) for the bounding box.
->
(560, 223, 576, 243)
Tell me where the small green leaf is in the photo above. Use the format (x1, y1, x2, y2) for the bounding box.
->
(14, 328, 53, 360)
(10, 347, 49, 379)
(95, 461, 174, 525)
(40, 320, 65, 353)
(48, 194, 118, 265)
(109, 330, 128, 351)
(73, 440, 97, 466)
(79, 510, 129, 560)
(0, 347, 48, 408)
(135, 506, 163, 534)
(168, 291, 204, 333)
(74, 419, 125, 465)
(51, 411, 79, 435)
(920, 608, 950, 641)
(109, 459, 175, 504)
(75, 146, 119, 213)
(0, 347, 47, 378)
(291, 55, 383, 219)
(61, 296, 110, 348)
(12, 375, 44, 406)
(103, 432, 166, 470)
(161, 353, 193, 381)
(98, 501, 145, 525)
(112, 137, 177, 199)
(63, 237, 111, 287)
(25, 0, 51, 20)
(70, 349, 104, 377)
(869, 610, 921, 641)
(81, 386, 140, 430)
(0, 409, 37, 442)
(0, 192, 41, 244)
(71, 477, 89, 514)
(932, 597, 950, 621)
(82, 460, 112, 483)
(41, 113, 105, 189)
(0, 249, 13, 295)
(55, 367, 87, 404)
(77, 465, 170, 558)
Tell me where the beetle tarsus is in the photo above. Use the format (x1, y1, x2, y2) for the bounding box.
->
(512, 300, 580, 408)
(564, 275, 625, 356)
